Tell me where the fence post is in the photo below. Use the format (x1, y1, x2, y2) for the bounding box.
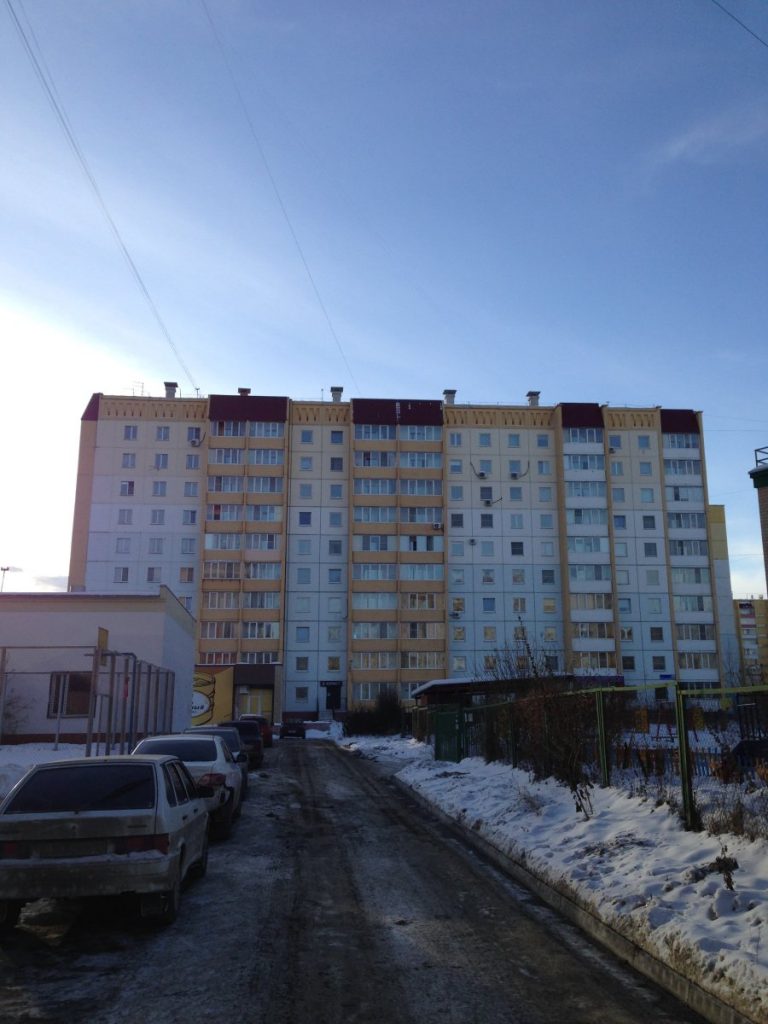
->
(595, 689, 610, 787)
(674, 682, 697, 831)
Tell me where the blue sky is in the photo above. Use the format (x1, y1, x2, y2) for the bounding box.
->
(1, 0, 766, 595)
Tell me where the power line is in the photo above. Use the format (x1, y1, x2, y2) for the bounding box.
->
(199, 0, 361, 395)
(707, 0, 768, 50)
(5, 0, 199, 394)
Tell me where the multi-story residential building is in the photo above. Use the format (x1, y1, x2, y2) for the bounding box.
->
(69, 385, 737, 720)
(733, 597, 768, 685)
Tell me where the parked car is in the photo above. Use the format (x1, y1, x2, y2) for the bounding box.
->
(132, 734, 242, 838)
(185, 726, 249, 797)
(279, 719, 306, 739)
(238, 714, 274, 748)
(0, 755, 210, 929)
(217, 720, 265, 766)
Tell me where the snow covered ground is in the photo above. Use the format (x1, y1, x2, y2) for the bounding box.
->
(338, 734, 768, 1024)
(2, 733, 766, 1022)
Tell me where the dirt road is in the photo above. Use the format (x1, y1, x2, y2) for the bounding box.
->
(0, 741, 705, 1023)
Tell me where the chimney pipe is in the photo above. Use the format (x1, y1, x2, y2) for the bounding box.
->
(443, 389, 456, 406)
(164, 381, 178, 399)
(526, 390, 540, 408)
(330, 386, 343, 403)
(238, 388, 251, 397)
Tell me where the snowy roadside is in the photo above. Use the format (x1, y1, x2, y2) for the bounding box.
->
(339, 734, 768, 1024)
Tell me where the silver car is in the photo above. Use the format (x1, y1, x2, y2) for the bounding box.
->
(132, 734, 243, 839)
(0, 755, 210, 929)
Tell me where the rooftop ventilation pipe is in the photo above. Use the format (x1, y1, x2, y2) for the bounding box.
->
(443, 389, 456, 405)
(330, 386, 343, 403)
(164, 381, 178, 399)
(526, 390, 540, 407)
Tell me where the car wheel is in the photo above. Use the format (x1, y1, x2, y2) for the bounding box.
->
(188, 831, 209, 881)
(213, 798, 235, 839)
(0, 900, 23, 930)
(155, 875, 181, 926)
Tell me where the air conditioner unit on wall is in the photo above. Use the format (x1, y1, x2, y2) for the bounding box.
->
(483, 499, 493, 507)
(477, 471, 486, 478)
(432, 522, 443, 530)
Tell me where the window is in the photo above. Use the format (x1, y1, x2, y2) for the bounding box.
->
(541, 569, 555, 585)
(48, 671, 92, 717)
(297, 539, 311, 555)
(650, 626, 664, 642)
(644, 542, 658, 558)
(330, 457, 343, 472)
(539, 486, 552, 501)
(540, 513, 553, 529)
(482, 597, 496, 612)
(121, 453, 136, 469)
(179, 567, 194, 583)
(186, 454, 200, 471)
(115, 537, 130, 554)
(648, 597, 662, 614)
(642, 515, 656, 529)
(449, 432, 462, 447)
(329, 512, 342, 527)
(509, 486, 522, 501)
(613, 514, 626, 529)
(156, 426, 170, 441)
(510, 514, 524, 529)
(638, 435, 651, 449)
(299, 484, 312, 499)
(328, 625, 342, 642)
(146, 567, 161, 583)
(301, 429, 313, 443)
(508, 433, 520, 448)
(610, 461, 623, 477)
(449, 459, 462, 474)
(646, 569, 660, 585)
(609, 434, 621, 449)
(329, 539, 342, 556)
(640, 488, 654, 503)
(184, 481, 198, 497)
(117, 508, 133, 525)
(149, 537, 164, 555)
(481, 568, 495, 584)
(537, 434, 549, 448)
(622, 656, 635, 671)
(483, 626, 497, 642)
(615, 541, 628, 557)
(450, 485, 464, 501)
(152, 481, 166, 497)
(540, 541, 554, 556)
(295, 687, 309, 702)
(330, 430, 343, 444)
(480, 514, 493, 528)
(652, 656, 666, 671)
(480, 541, 494, 556)
(154, 453, 168, 470)
(537, 460, 551, 475)
(300, 456, 313, 471)
(327, 656, 341, 671)
(328, 568, 342, 584)
(639, 462, 652, 476)
(296, 626, 310, 643)
(542, 598, 556, 613)
(295, 657, 309, 671)
(615, 569, 629, 584)
(298, 511, 312, 526)
(479, 432, 491, 447)
(329, 484, 343, 500)
(114, 567, 129, 583)
(512, 569, 526, 585)
(123, 425, 137, 441)
(150, 509, 165, 526)
(618, 598, 631, 614)
(512, 597, 526, 612)
(182, 509, 197, 525)
(120, 481, 134, 496)
(297, 567, 311, 584)
(450, 513, 464, 528)
(480, 486, 493, 501)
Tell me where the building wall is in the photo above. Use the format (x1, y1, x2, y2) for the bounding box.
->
(0, 589, 195, 738)
(733, 597, 768, 685)
(68, 389, 732, 714)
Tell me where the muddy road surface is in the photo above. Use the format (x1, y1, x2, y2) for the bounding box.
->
(0, 741, 705, 1024)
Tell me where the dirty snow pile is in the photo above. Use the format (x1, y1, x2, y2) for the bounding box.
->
(339, 734, 768, 1024)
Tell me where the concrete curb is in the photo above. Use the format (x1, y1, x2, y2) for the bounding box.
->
(393, 775, 759, 1024)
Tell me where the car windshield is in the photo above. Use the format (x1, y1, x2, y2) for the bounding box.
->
(4, 763, 156, 813)
(136, 739, 218, 761)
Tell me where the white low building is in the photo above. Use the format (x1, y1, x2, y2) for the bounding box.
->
(0, 587, 195, 744)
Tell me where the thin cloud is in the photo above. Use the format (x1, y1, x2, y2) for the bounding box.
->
(650, 103, 768, 169)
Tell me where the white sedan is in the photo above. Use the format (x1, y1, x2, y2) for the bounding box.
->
(0, 755, 210, 929)
(132, 734, 243, 839)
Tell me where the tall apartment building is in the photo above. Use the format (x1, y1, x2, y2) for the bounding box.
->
(68, 385, 737, 720)
(733, 598, 768, 685)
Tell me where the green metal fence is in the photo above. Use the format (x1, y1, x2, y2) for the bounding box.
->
(411, 682, 768, 831)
